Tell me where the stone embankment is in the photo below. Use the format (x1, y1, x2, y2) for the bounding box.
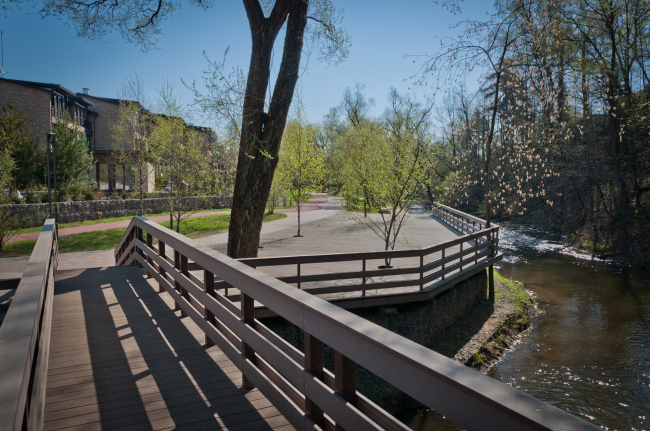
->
(5, 196, 232, 226)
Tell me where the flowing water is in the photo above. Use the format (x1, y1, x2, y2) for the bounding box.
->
(405, 225, 650, 430)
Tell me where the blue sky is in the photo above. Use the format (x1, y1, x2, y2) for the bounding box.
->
(1, 1, 493, 127)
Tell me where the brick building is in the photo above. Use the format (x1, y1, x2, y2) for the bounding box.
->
(0, 78, 96, 149)
(1, 78, 216, 194)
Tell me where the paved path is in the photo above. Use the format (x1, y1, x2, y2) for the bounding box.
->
(0, 194, 462, 285)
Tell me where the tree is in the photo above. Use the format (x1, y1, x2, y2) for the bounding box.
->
(344, 90, 431, 266)
(152, 114, 207, 232)
(111, 76, 155, 215)
(49, 111, 94, 188)
(0, 102, 41, 191)
(276, 104, 324, 236)
(339, 120, 385, 217)
(30, 0, 351, 257)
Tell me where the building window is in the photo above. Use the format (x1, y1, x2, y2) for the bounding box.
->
(99, 164, 109, 190)
(125, 165, 135, 191)
(115, 164, 124, 190)
(89, 164, 97, 188)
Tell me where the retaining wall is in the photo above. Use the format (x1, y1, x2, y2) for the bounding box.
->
(5, 196, 232, 226)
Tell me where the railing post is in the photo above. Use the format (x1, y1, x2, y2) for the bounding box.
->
(174, 250, 181, 311)
(158, 241, 166, 292)
(304, 333, 324, 427)
(297, 263, 301, 290)
(488, 230, 495, 301)
(441, 248, 445, 280)
(459, 242, 463, 271)
(180, 254, 189, 318)
(205, 270, 216, 347)
(241, 293, 256, 389)
(419, 254, 424, 290)
(146, 233, 153, 279)
(362, 259, 366, 297)
(136, 227, 144, 266)
(334, 351, 356, 431)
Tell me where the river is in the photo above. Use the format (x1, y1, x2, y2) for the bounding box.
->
(405, 225, 650, 430)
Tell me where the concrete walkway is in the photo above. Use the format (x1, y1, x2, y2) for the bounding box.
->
(0, 194, 462, 282)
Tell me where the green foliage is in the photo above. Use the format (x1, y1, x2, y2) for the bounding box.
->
(49, 111, 93, 187)
(0, 102, 42, 190)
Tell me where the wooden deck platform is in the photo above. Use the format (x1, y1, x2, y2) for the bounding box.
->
(45, 266, 293, 431)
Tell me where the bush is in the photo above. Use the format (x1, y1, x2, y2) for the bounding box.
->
(57, 188, 69, 202)
(25, 190, 40, 204)
(84, 190, 95, 201)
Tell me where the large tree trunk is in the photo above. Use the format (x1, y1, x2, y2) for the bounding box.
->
(227, 0, 309, 258)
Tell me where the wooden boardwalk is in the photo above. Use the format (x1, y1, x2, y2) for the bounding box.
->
(45, 266, 293, 431)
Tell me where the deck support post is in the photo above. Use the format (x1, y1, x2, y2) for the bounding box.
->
(334, 351, 356, 431)
(174, 250, 181, 311)
(158, 241, 166, 292)
(488, 230, 495, 301)
(304, 333, 325, 427)
(180, 254, 189, 317)
(205, 270, 216, 347)
(241, 293, 256, 389)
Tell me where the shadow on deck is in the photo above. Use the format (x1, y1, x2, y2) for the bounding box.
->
(46, 266, 291, 431)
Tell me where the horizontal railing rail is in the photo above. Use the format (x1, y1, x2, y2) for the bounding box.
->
(114, 216, 598, 431)
(0, 219, 58, 431)
(235, 227, 499, 299)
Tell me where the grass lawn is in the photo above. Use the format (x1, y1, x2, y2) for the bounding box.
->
(0, 212, 286, 258)
(12, 210, 232, 235)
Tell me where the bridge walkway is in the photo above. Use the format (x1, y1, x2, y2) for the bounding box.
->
(44, 266, 292, 431)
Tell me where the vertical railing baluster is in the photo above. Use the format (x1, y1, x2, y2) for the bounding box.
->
(334, 351, 356, 431)
(460, 242, 463, 271)
(146, 233, 153, 278)
(174, 250, 181, 311)
(304, 333, 324, 427)
(419, 254, 424, 290)
(180, 254, 189, 318)
(205, 270, 216, 347)
(297, 263, 301, 289)
(158, 241, 166, 292)
(241, 293, 256, 389)
(362, 259, 366, 296)
(442, 248, 445, 280)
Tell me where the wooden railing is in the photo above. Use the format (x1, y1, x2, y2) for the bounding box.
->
(0, 219, 58, 431)
(237, 227, 499, 301)
(114, 216, 598, 431)
(431, 201, 494, 234)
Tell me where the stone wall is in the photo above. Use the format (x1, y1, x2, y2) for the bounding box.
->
(6, 196, 232, 226)
(262, 271, 488, 412)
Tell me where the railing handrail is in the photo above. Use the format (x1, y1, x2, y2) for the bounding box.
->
(432, 201, 498, 228)
(240, 227, 497, 267)
(115, 216, 598, 431)
(0, 219, 58, 431)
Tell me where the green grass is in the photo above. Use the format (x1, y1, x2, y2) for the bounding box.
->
(493, 270, 533, 313)
(13, 210, 233, 235)
(0, 212, 286, 258)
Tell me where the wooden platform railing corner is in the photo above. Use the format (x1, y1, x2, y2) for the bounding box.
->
(112, 215, 599, 431)
(0, 219, 58, 431)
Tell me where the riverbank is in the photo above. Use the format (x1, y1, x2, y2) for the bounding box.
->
(428, 270, 536, 372)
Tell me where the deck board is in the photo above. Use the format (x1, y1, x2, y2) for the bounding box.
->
(45, 266, 293, 431)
